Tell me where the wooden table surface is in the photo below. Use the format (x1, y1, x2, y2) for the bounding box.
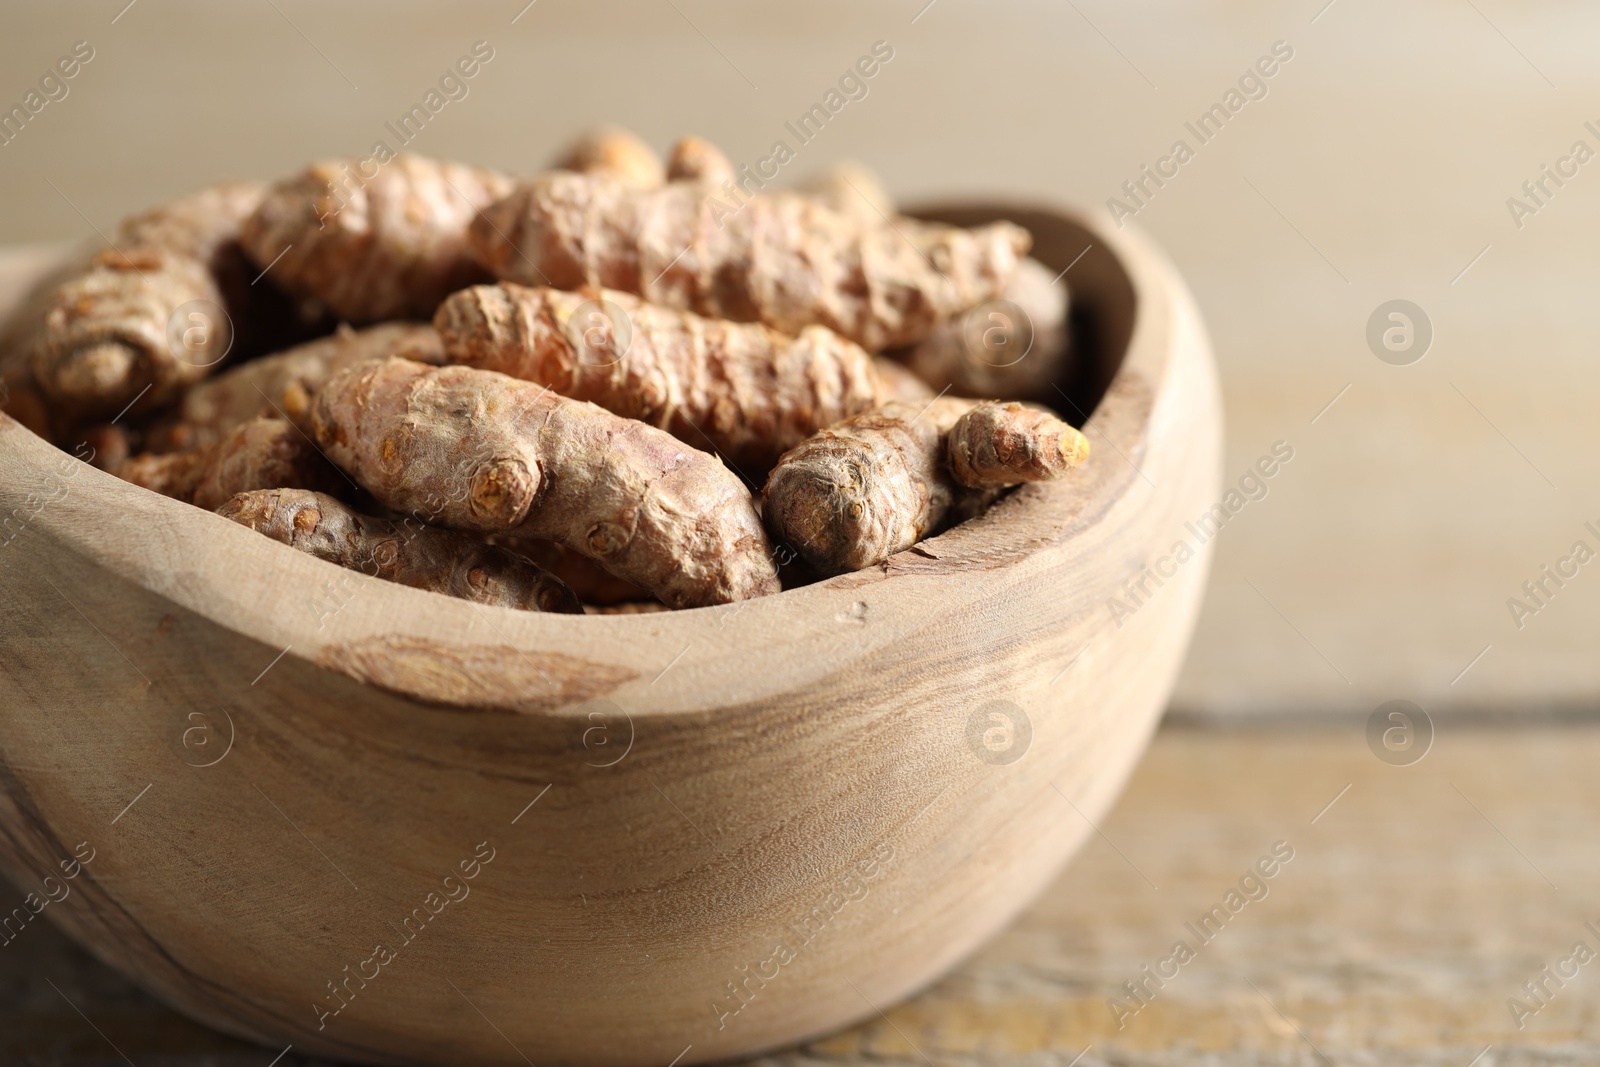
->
(7, 720, 1595, 1066)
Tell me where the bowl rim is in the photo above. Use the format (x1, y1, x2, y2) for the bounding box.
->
(0, 199, 1181, 718)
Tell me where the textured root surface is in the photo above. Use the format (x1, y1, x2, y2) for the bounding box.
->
(191, 417, 344, 511)
(16, 183, 266, 422)
(872, 355, 934, 403)
(947, 401, 1090, 488)
(763, 396, 980, 575)
(468, 171, 1029, 350)
(31, 248, 228, 420)
(111, 416, 339, 508)
(241, 153, 514, 322)
(900, 255, 1070, 401)
(492, 535, 650, 607)
(435, 283, 885, 471)
(154, 322, 443, 450)
(218, 488, 581, 613)
(311, 357, 780, 608)
(111, 448, 209, 504)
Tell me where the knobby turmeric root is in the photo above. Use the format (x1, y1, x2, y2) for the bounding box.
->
(18, 182, 266, 422)
(763, 396, 983, 575)
(218, 488, 582, 614)
(112, 416, 341, 509)
(900, 256, 1070, 402)
(434, 283, 885, 471)
(310, 357, 781, 608)
(493, 535, 648, 606)
(241, 153, 513, 322)
(111, 448, 210, 503)
(468, 170, 1030, 350)
(152, 322, 443, 451)
(946, 401, 1089, 488)
(872, 355, 934, 403)
(553, 126, 665, 190)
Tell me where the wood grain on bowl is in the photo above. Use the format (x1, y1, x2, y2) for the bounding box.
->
(0, 204, 1221, 1067)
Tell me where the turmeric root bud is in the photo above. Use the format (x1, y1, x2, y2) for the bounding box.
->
(218, 489, 583, 614)
(763, 397, 981, 576)
(946, 401, 1089, 489)
(553, 126, 665, 190)
(311, 357, 780, 609)
(665, 135, 735, 184)
(434, 283, 887, 471)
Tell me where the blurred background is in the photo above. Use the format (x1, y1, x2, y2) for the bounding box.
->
(6, 0, 1594, 720)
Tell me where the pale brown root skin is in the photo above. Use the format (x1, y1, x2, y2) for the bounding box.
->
(150, 322, 443, 451)
(946, 401, 1089, 489)
(311, 357, 780, 609)
(900, 256, 1071, 401)
(492, 536, 650, 607)
(17, 184, 266, 423)
(665, 136, 735, 185)
(79, 424, 133, 471)
(468, 171, 1030, 350)
(217, 489, 582, 614)
(797, 161, 895, 225)
(112, 416, 339, 509)
(763, 397, 982, 576)
(583, 601, 670, 615)
(111, 449, 209, 504)
(434, 283, 886, 471)
(872, 356, 935, 403)
(553, 127, 664, 190)
(241, 153, 513, 322)
(191, 417, 344, 511)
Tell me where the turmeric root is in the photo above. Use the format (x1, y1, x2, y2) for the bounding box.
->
(493, 536, 649, 606)
(900, 256, 1070, 402)
(151, 322, 443, 451)
(311, 357, 780, 608)
(553, 126, 664, 190)
(241, 154, 513, 322)
(112, 416, 340, 508)
(434, 283, 885, 470)
(872, 356, 934, 403)
(191, 417, 344, 511)
(110, 448, 209, 503)
(468, 171, 1030, 350)
(665, 135, 735, 185)
(218, 489, 582, 614)
(21, 182, 266, 421)
(798, 161, 895, 225)
(763, 397, 983, 575)
(946, 401, 1089, 488)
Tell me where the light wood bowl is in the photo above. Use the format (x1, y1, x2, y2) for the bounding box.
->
(0, 203, 1220, 1067)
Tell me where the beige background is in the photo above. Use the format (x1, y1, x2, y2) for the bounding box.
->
(3, 0, 1596, 717)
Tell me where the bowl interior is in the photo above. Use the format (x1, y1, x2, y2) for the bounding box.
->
(910, 203, 1136, 424)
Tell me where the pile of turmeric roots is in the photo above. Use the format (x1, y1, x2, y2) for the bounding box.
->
(0, 129, 1089, 613)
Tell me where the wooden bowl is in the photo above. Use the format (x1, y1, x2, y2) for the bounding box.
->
(0, 203, 1220, 1067)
